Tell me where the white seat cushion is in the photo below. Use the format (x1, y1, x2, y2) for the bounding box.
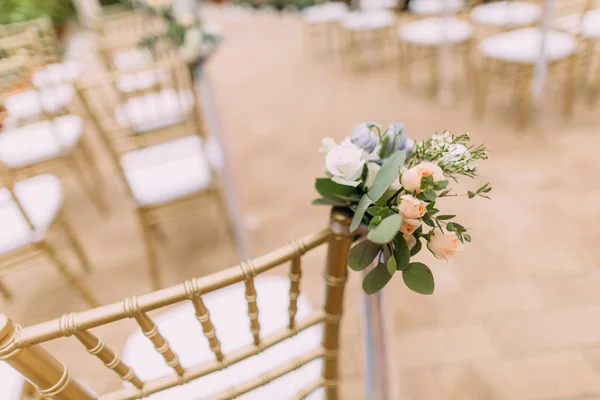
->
(115, 89, 195, 133)
(408, 0, 464, 15)
(0, 175, 63, 254)
(4, 84, 74, 120)
(399, 17, 473, 45)
(360, 0, 398, 11)
(113, 49, 153, 71)
(116, 70, 165, 93)
(554, 9, 600, 38)
(341, 10, 396, 30)
(121, 135, 213, 206)
(0, 362, 23, 400)
(479, 27, 577, 63)
(122, 276, 324, 399)
(31, 61, 83, 88)
(303, 2, 348, 23)
(0, 115, 83, 168)
(471, 1, 541, 27)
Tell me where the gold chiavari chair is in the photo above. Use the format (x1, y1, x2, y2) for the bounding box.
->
(0, 163, 98, 308)
(473, 0, 595, 129)
(0, 28, 43, 65)
(0, 55, 108, 214)
(302, 2, 349, 57)
(76, 59, 238, 291)
(0, 209, 353, 400)
(0, 16, 60, 64)
(397, 13, 474, 97)
(94, 8, 166, 50)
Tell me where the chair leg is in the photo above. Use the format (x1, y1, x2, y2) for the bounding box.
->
(150, 222, 168, 244)
(41, 241, 99, 307)
(404, 42, 413, 88)
(58, 212, 91, 273)
(474, 58, 489, 119)
(0, 278, 12, 301)
(138, 211, 162, 291)
(515, 66, 533, 131)
(216, 191, 241, 262)
(563, 55, 577, 119)
(72, 144, 108, 215)
(428, 48, 439, 98)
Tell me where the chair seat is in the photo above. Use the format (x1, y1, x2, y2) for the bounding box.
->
(116, 70, 165, 93)
(31, 61, 83, 88)
(3, 85, 74, 121)
(122, 276, 324, 399)
(303, 2, 348, 24)
(0, 361, 23, 400)
(399, 17, 473, 45)
(113, 48, 153, 71)
(554, 9, 600, 38)
(479, 27, 577, 63)
(121, 135, 213, 207)
(408, 0, 464, 15)
(340, 10, 396, 31)
(0, 175, 63, 255)
(471, 1, 541, 27)
(115, 89, 195, 133)
(0, 115, 83, 168)
(360, 0, 398, 11)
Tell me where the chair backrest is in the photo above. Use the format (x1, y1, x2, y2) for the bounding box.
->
(0, 28, 42, 63)
(0, 209, 353, 400)
(94, 9, 166, 48)
(0, 16, 60, 64)
(551, 0, 596, 31)
(0, 163, 36, 233)
(0, 53, 32, 104)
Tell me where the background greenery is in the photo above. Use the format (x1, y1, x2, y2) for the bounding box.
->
(0, 0, 75, 24)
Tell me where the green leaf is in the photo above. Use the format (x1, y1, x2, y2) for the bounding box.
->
(362, 263, 393, 295)
(439, 189, 451, 197)
(348, 241, 382, 271)
(366, 206, 381, 217)
(437, 215, 456, 220)
(312, 198, 346, 206)
(464, 234, 472, 242)
(423, 216, 435, 227)
(350, 194, 373, 232)
(410, 238, 423, 256)
(467, 191, 475, 199)
(386, 255, 397, 275)
(402, 262, 435, 295)
(315, 178, 357, 201)
(394, 235, 410, 270)
(423, 190, 437, 202)
(446, 223, 456, 231)
(367, 151, 406, 201)
(433, 180, 449, 190)
(367, 214, 403, 244)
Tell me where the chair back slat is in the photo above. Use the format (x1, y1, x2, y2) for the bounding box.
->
(0, 16, 59, 63)
(74, 330, 144, 389)
(1, 210, 353, 400)
(288, 238, 308, 329)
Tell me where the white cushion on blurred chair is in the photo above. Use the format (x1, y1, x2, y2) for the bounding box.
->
(4, 84, 74, 120)
(341, 10, 396, 30)
(121, 135, 213, 206)
(554, 9, 600, 38)
(122, 276, 324, 400)
(0, 175, 63, 254)
(113, 49, 153, 71)
(303, 2, 348, 24)
(399, 17, 473, 45)
(116, 70, 164, 93)
(360, 0, 398, 11)
(471, 1, 541, 27)
(408, 0, 464, 15)
(32, 61, 83, 88)
(0, 115, 83, 168)
(479, 27, 576, 63)
(0, 362, 23, 400)
(115, 89, 195, 133)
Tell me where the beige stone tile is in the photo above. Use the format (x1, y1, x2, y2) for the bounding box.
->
(394, 325, 499, 367)
(533, 272, 600, 309)
(471, 352, 600, 400)
(483, 305, 600, 356)
(400, 367, 445, 400)
(437, 365, 507, 400)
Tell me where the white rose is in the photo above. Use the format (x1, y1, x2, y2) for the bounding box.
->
(428, 230, 464, 261)
(365, 162, 380, 188)
(319, 137, 337, 154)
(325, 142, 365, 187)
(399, 218, 421, 235)
(401, 162, 445, 193)
(398, 195, 426, 219)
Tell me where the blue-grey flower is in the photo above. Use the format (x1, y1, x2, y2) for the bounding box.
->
(383, 122, 408, 153)
(350, 122, 380, 154)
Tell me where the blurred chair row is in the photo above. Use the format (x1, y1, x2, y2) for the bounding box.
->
(0, 8, 238, 310)
(303, 0, 600, 129)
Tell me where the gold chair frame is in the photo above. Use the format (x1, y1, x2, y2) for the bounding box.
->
(0, 16, 60, 64)
(0, 167, 99, 307)
(0, 209, 353, 400)
(340, 23, 396, 71)
(76, 59, 238, 291)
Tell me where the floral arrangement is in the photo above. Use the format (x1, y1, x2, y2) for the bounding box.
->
(136, 0, 223, 65)
(314, 123, 491, 295)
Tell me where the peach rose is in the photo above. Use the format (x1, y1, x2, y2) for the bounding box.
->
(398, 195, 426, 219)
(401, 162, 444, 193)
(399, 218, 421, 236)
(404, 234, 417, 250)
(428, 230, 464, 261)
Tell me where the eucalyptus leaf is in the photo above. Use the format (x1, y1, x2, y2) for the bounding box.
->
(367, 151, 406, 201)
(350, 194, 373, 232)
(386, 255, 397, 275)
(402, 262, 435, 295)
(362, 263, 393, 295)
(312, 198, 346, 206)
(394, 235, 410, 270)
(315, 178, 357, 201)
(367, 214, 403, 244)
(348, 241, 382, 271)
